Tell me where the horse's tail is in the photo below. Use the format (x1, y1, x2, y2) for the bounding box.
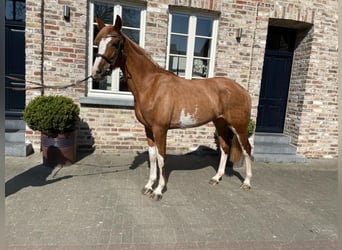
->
(229, 134, 243, 163)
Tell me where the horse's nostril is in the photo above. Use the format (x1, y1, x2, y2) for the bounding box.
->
(96, 69, 102, 74)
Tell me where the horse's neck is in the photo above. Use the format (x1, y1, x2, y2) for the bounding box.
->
(121, 39, 159, 96)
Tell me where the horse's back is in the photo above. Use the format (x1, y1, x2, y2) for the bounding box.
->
(158, 74, 251, 112)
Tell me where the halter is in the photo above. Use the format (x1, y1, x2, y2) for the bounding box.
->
(95, 34, 124, 70)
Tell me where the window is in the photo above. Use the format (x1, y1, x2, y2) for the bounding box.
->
(88, 1, 146, 98)
(167, 12, 218, 79)
(5, 0, 25, 22)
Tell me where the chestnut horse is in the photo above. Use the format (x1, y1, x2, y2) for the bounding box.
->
(92, 16, 252, 201)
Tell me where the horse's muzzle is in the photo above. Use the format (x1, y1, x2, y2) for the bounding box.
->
(92, 65, 112, 81)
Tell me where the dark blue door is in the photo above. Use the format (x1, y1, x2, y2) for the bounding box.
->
(5, 0, 26, 117)
(256, 26, 296, 133)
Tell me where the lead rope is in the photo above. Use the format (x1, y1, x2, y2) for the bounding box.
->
(5, 75, 93, 91)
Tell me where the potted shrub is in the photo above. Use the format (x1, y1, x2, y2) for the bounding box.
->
(23, 95, 80, 167)
(248, 119, 256, 138)
(247, 119, 256, 155)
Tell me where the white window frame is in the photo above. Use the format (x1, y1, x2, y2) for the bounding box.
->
(166, 11, 219, 79)
(87, 1, 146, 100)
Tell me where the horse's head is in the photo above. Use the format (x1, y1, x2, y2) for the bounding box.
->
(92, 15, 124, 81)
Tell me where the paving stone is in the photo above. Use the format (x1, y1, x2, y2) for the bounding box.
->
(5, 153, 338, 249)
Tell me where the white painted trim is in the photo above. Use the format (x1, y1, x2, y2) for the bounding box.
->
(166, 11, 219, 79)
(88, 0, 146, 99)
(186, 15, 196, 79)
(209, 18, 219, 77)
(165, 13, 172, 71)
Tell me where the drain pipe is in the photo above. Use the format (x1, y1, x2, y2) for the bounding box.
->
(40, 0, 45, 95)
(246, 2, 259, 92)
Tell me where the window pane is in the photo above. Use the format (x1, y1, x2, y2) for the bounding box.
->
(94, 3, 113, 24)
(92, 76, 112, 90)
(266, 26, 296, 52)
(194, 38, 211, 57)
(196, 17, 212, 36)
(90, 2, 144, 94)
(122, 7, 140, 28)
(170, 35, 188, 55)
(92, 47, 97, 62)
(92, 47, 111, 90)
(192, 58, 208, 78)
(119, 70, 129, 91)
(5, 0, 14, 20)
(169, 56, 186, 77)
(122, 28, 140, 44)
(6, 0, 25, 22)
(171, 14, 189, 34)
(15, 0, 25, 21)
(93, 24, 100, 41)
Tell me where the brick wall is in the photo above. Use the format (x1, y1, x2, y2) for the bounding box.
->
(25, 0, 88, 149)
(78, 105, 218, 153)
(291, 1, 338, 158)
(25, 0, 338, 159)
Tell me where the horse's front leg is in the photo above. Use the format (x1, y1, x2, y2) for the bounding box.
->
(209, 146, 228, 185)
(150, 127, 167, 201)
(209, 121, 230, 185)
(142, 128, 157, 195)
(141, 145, 158, 195)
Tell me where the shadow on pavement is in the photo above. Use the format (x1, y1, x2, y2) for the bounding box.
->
(130, 146, 245, 184)
(5, 165, 72, 197)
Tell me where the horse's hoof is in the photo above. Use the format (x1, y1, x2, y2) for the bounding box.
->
(141, 187, 153, 196)
(209, 179, 219, 185)
(151, 193, 162, 201)
(240, 183, 251, 191)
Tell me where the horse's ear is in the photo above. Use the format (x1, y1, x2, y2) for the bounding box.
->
(96, 17, 106, 30)
(114, 15, 122, 31)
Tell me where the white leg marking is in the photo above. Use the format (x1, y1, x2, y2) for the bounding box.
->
(229, 125, 252, 189)
(153, 153, 165, 197)
(211, 147, 228, 183)
(144, 146, 157, 191)
(242, 149, 252, 188)
(229, 126, 244, 149)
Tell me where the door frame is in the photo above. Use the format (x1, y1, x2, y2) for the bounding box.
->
(5, 4, 26, 117)
(256, 25, 296, 133)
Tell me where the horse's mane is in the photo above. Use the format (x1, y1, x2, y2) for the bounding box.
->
(121, 32, 174, 75)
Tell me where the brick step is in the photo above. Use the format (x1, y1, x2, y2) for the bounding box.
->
(253, 132, 291, 144)
(252, 133, 306, 163)
(5, 119, 26, 130)
(5, 129, 25, 143)
(253, 142, 297, 155)
(253, 153, 306, 163)
(5, 142, 34, 157)
(5, 119, 33, 157)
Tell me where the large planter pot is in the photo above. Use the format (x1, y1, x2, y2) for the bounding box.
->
(41, 130, 77, 167)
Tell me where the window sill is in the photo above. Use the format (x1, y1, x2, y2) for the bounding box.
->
(79, 96, 134, 108)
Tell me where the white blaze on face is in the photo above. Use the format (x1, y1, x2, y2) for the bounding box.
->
(179, 108, 198, 128)
(92, 37, 112, 76)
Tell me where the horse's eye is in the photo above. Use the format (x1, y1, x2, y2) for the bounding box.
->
(112, 42, 117, 47)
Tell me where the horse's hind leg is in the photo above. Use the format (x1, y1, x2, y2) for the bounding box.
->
(209, 119, 232, 185)
(240, 138, 252, 190)
(241, 153, 252, 190)
(229, 126, 252, 190)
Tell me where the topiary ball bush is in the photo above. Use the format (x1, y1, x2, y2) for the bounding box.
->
(248, 119, 256, 137)
(23, 95, 80, 135)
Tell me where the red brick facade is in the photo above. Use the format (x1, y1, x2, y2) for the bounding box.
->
(25, 0, 338, 159)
